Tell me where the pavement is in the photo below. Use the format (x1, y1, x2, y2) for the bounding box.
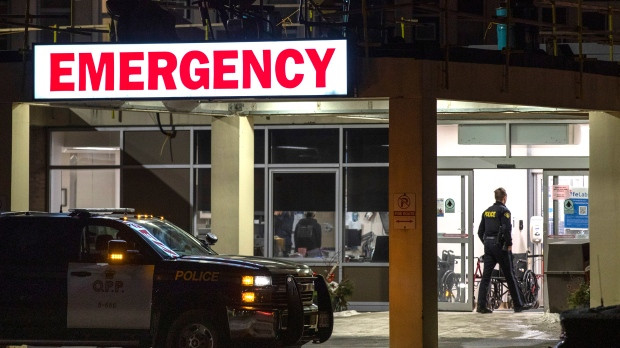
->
(324, 309, 563, 348)
(8, 309, 562, 348)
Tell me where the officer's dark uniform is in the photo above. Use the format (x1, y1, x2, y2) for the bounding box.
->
(476, 201, 526, 312)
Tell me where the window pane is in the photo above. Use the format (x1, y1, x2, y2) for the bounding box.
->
(269, 129, 338, 163)
(273, 172, 335, 211)
(344, 128, 388, 163)
(255, 129, 265, 164)
(512, 124, 589, 156)
(255, 168, 265, 212)
(345, 167, 388, 211)
(343, 212, 389, 263)
(272, 172, 335, 259)
(50, 169, 120, 211)
(195, 168, 212, 235)
(124, 131, 190, 165)
(122, 168, 190, 231)
(50, 131, 120, 166)
(344, 167, 389, 263)
(438, 125, 506, 156)
(194, 130, 211, 164)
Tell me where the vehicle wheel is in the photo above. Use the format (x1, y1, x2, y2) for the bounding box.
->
(166, 310, 225, 348)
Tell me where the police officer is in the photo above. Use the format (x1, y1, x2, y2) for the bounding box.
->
(476, 187, 530, 313)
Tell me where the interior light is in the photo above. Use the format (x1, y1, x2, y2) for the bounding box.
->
(242, 292, 256, 303)
(242, 276, 254, 286)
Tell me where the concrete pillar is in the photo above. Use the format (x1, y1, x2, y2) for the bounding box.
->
(589, 111, 620, 307)
(389, 97, 438, 347)
(211, 116, 254, 255)
(11, 103, 30, 211)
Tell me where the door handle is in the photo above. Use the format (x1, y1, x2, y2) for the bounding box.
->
(70, 271, 92, 277)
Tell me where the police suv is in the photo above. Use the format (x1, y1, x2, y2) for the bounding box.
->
(0, 209, 333, 347)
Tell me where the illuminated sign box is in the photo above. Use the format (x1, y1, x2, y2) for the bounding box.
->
(33, 40, 349, 100)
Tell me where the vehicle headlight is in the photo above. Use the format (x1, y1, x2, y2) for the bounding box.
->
(241, 275, 272, 287)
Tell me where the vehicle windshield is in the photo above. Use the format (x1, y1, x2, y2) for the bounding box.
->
(127, 219, 216, 257)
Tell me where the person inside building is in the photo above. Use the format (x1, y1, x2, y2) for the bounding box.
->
(294, 211, 322, 257)
(476, 187, 531, 313)
(274, 211, 294, 256)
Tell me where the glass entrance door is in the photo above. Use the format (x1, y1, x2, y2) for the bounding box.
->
(268, 169, 340, 261)
(437, 171, 474, 311)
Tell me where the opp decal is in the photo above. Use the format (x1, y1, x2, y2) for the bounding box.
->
(33, 40, 349, 99)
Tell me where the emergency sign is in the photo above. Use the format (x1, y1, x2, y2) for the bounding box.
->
(33, 40, 349, 99)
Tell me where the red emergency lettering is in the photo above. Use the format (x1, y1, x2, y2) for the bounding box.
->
(44, 44, 342, 95)
(213, 50, 238, 89)
(78, 52, 114, 91)
(148, 51, 177, 90)
(242, 50, 271, 89)
(275, 49, 303, 89)
(180, 50, 210, 90)
(50, 53, 75, 91)
(305, 48, 335, 88)
(119, 52, 144, 90)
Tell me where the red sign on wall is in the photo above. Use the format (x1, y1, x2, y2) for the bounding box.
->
(34, 40, 349, 100)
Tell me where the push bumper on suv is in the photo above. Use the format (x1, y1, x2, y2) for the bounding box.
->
(227, 274, 333, 345)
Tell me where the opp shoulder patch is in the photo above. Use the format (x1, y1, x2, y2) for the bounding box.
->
(504, 212, 511, 219)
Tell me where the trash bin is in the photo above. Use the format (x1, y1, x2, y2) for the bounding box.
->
(546, 240, 589, 313)
(557, 305, 620, 347)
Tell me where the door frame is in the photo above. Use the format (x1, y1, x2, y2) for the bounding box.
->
(437, 170, 474, 311)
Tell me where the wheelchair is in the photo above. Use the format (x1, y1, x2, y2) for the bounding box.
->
(487, 252, 540, 310)
(437, 250, 462, 302)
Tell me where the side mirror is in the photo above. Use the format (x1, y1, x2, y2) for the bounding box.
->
(107, 240, 128, 264)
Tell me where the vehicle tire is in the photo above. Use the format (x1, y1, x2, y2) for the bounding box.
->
(166, 310, 225, 348)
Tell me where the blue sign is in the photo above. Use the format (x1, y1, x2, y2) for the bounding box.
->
(564, 198, 588, 229)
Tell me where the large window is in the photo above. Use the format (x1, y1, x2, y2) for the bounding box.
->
(50, 125, 390, 265)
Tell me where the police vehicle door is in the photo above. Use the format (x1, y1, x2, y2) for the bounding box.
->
(67, 222, 154, 329)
